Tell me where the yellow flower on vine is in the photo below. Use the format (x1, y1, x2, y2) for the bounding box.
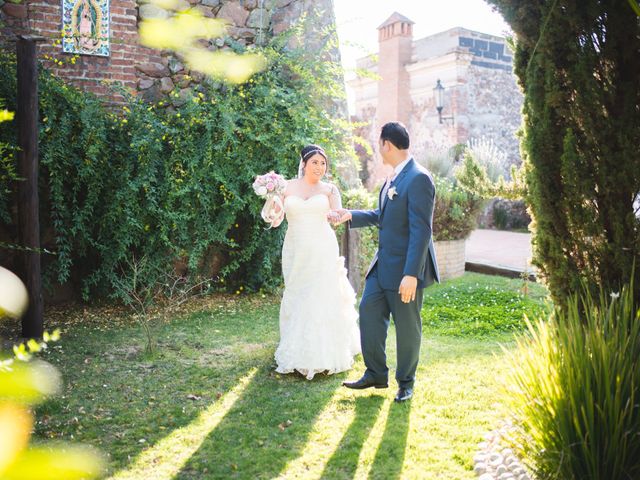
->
(0, 110, 14, 123)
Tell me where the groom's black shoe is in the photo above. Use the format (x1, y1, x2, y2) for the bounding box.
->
(394, 387, 413, 402)
(342, 375, 388, 390)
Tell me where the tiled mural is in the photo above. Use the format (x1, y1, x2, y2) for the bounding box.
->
(62, 0, 110, 56)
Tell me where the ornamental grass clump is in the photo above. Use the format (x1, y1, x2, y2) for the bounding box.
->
(504, 279, 640, 479)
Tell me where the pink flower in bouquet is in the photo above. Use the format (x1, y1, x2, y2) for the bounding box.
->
(253, 171, 286, 198)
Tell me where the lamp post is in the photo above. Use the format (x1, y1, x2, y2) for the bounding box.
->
(434, 79, 454, 125)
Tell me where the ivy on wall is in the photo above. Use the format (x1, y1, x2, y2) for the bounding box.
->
(0, 33, 357, 299)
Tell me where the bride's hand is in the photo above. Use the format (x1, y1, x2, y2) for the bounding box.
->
(327, 210, 341, 225)
(332, 209, 351, 225)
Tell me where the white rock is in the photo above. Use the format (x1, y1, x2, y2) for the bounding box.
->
(479, 474, 494, 480)
(474, 463, 487, 475)
(496, 465, 507, 475)
(504, 455, 516, 466)
(501, 448, 514, 457)
(489, 453, 504, 467)
(499, 474, 515, 480)
(511, 467, 525, 475)
(474, 453, 488, 463)
(518, 474, 530, 480)
(477, 441, 489, 450)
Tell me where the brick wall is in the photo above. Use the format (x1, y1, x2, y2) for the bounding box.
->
(434, 238, 466, 281)
(1, 0, 155, 103)
(0, 0, 341, 104)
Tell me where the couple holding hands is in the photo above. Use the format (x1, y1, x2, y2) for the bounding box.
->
(271, 122, 439, 403)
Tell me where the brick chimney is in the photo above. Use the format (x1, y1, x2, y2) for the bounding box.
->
(376, 12, 414, 128)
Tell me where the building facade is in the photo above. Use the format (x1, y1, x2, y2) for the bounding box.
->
(349, 12, 523, 186)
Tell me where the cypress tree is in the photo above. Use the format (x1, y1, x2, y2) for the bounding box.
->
(488, 0, 640, 305)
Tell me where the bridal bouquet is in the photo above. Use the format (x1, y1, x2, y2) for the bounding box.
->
(253, 171, 286, 197)
(253, 171, 286, 228)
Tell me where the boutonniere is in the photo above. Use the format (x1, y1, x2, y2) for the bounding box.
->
(387, 186, 398, 200)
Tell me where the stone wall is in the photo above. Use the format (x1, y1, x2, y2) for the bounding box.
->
(0, 0, 339, 104)
(457, 64, 523, 167)
(409, 58, 523, 174)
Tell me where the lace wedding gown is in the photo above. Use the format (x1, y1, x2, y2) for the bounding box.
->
(274, 193, 361, 379)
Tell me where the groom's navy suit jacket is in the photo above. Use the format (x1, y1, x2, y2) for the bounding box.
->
(350, 158, 440, 290)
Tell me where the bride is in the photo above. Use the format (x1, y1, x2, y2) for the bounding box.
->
(269, 144, 360, 379)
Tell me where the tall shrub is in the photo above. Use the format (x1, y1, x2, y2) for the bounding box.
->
(488, 0, 640, 305)
(505, 280, 640, 479)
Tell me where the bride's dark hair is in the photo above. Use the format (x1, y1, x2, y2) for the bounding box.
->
(300, 144, 329, 168)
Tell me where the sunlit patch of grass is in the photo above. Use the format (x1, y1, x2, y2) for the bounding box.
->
(108, 368, 257, 480)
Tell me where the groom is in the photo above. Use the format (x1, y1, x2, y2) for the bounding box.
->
(334, 122, 439, 402)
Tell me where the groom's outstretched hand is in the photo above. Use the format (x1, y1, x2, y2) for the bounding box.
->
(399, 275, 417, 303)
(328, 209, 352, 225)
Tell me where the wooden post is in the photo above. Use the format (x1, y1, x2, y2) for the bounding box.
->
(342, 226, 350, 275)
(16, 35, 45, 338)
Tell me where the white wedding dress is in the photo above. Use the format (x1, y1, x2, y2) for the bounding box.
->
(274, 193, 361, 379)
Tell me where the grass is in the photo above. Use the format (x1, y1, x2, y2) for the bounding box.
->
(5, 273, 549, 479)
(422, 272, 550, 336)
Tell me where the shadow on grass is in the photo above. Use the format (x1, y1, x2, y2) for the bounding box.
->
(175, 366, 341, 479)
(368, 400, 412, 480)
(34, 323, 263, 475)
(320, 395, 385, 480)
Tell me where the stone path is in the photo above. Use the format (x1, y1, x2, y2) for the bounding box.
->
(466, 229, 534, 275)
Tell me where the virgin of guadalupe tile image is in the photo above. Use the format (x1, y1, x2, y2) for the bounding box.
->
(62, 0, 110, 57)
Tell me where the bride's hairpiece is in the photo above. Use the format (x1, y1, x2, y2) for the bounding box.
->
(301, 148, 326, 162)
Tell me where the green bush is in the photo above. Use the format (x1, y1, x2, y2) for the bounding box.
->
(0, 34, 356, 298)
(504, 280, 640, 479)
(492, 199, 530, 231)
(341, 186, 378, 282)
(432, 175, 484, 241)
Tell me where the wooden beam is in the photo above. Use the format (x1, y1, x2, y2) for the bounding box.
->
(16, 35, 44, 338)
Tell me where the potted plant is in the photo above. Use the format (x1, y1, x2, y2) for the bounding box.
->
(432, 174, 484, 280)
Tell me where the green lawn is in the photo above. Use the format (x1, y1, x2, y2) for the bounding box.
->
(26, 273, 548, 479)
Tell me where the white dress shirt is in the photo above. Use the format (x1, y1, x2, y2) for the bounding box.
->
(391, 157, 411, 181)
(381, 158, 411, 207)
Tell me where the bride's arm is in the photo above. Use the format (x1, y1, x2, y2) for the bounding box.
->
(328, 184, 342, 210)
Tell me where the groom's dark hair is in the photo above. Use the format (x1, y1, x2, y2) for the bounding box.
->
(380, 122, 410, 150)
